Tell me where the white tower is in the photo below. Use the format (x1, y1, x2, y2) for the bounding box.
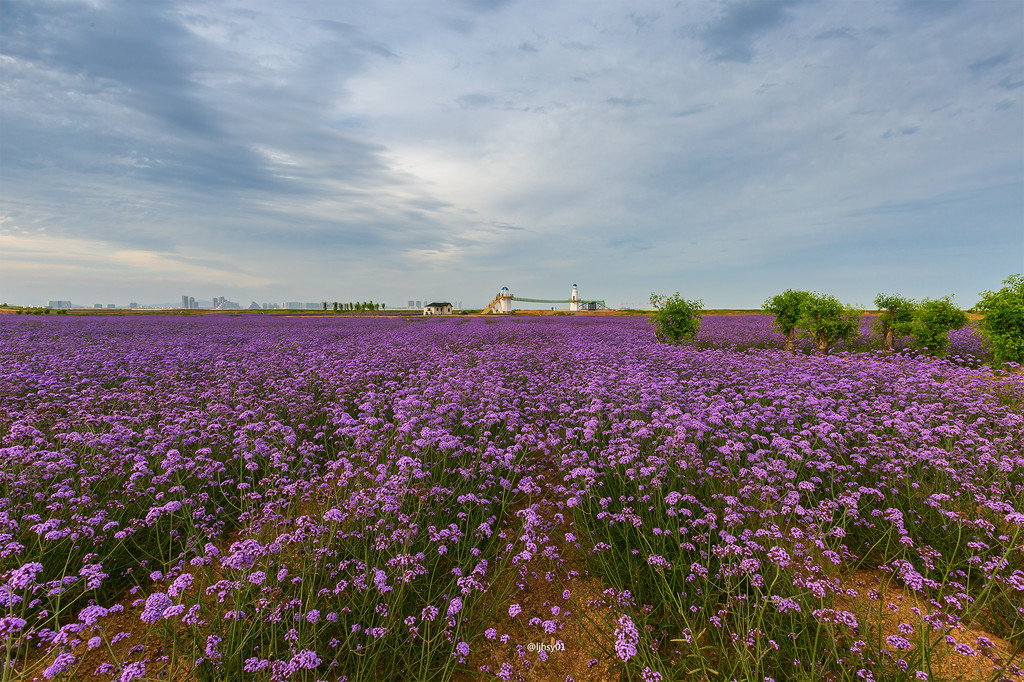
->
(497, 287, 513, 313)
(570, 283, 580, 312)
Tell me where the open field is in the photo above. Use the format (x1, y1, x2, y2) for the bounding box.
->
(1, 314, 1021, 681)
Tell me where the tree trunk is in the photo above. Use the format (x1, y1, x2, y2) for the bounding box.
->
(883, 329, 894, 353)
(816, 335, 830, 354)
(785, 329, 796, 353)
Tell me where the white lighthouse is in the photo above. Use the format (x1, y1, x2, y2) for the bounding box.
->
(497, 287, 513, 313)
(570, 284, 580, 312)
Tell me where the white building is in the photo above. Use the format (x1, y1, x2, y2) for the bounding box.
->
(423, 301, 453, 315)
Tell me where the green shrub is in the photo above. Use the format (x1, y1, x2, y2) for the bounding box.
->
(649, 292, 703, 344)
(975, 274, 1024, 365)
(798, 293, 859, 354)
(873, 293, 917, 352)
(763, 290, 812, 353)
(908, 296, 967, 356)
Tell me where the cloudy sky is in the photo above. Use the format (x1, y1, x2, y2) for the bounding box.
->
(1, 0, 1021, 308)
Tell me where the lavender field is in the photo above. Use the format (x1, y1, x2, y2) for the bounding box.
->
(1, 314, 1022, 682)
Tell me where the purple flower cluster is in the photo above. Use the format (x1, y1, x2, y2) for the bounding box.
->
(0, 313, 1019, 681)
(614, 614, 639, 661)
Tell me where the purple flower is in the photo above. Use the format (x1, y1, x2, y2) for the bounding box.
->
(509, 603, 522, 618)
(290, 649, 321, 670)
(0, 616, 27, 637)
(118, 661, 146, 682)
(140, 592, 172, 623)
(448, 597, 463, 618)
(647, 554, 671, 569)
(886, 635, 913, 651)
(953, 642, 977, 657)
(167, 573, 193, 597)
(8, 562, 43, 589)
(205, 634, 222, 658)
(43, 652, 76, 679)
(642, 668, 663, 682)
(79, 563, 107, 590)
(767, 546, 791, 569)
(771, 596, 801, 614)
(78, 605, 108, 626)
(244, 657, 269, 673)
(614, 615, 639, 662)
(372, 567, 391, 594)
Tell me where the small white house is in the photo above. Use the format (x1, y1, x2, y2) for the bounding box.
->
(423, 301, 453, 315)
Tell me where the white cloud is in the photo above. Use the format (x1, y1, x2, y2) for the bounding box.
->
(0, 227, 272, 289)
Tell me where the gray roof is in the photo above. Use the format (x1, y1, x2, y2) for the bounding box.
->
(424, 302, 452, 307)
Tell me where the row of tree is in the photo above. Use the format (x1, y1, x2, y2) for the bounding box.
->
(13, 308, 69, 315)
(763, 290, 967, 355)
(323, 302, 384, 311)
(650, 274, 1023, 364)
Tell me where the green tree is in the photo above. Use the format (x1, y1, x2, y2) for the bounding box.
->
(322, 302, 328, 311)
(797, 293, 860, 354)
(763, 289, 812, 353)
(649, 292, 703, 345)
(908, 296, 967, 356)
(873, 293, 918, 352)
(333, 302, 338, 312)
(975, 274, 1024, 364)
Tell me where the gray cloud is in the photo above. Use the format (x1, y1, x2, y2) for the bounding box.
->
(460, 0, 517, 13)
(2, 2, 226, 137)
(1, 0, 1021, 308)
(605, 97, 649, 107)
(456, 93, 500, 108)
(701, 0, 803, 63)
(882, 126, 920, 139)
(671, 104, 711, 118)
(898, 0, 962, 17)
(969, 52, 1013, 74)
(815, 27, 857, 41)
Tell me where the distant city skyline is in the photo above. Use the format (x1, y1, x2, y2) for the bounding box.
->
(34, 297, 475, 310)
(2, 1, 1021, 308)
